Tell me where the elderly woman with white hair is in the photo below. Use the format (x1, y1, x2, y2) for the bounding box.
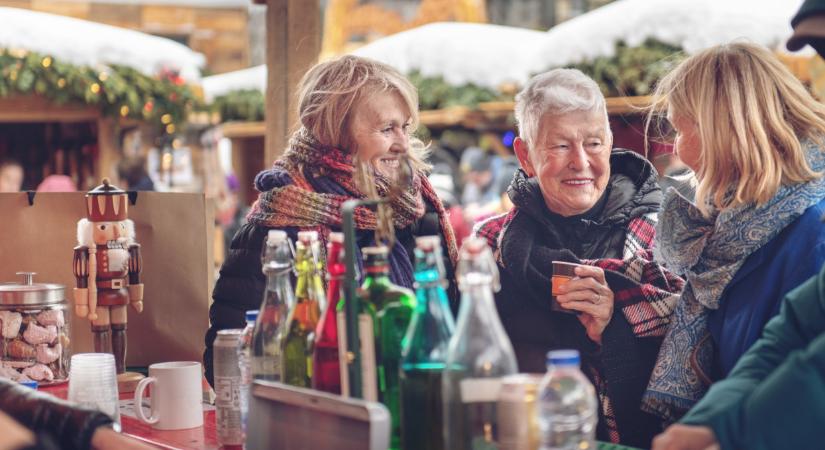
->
(475, 68, 682, 447)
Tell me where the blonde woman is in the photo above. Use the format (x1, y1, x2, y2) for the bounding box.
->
(203, 55, 458, 386)
(642, 41, 825, 426)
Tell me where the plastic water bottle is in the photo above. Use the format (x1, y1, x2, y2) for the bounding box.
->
(238, 309, 258, 439)
(537, 350, 598, 450)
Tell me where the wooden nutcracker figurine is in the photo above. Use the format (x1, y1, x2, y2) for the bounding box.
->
(73, 179, 144, 388)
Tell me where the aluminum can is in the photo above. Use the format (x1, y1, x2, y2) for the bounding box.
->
(498, 373, 542, 450)
(214, 329, 244, 446)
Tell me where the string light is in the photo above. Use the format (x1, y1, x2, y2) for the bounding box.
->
(120, 105, 130, 117)
(57, 78, 66, 88)
(99, 72, 109, 82)
(90, 83, 100, 94)
(165, 123, 175, 134)
(161, 113, 172, 124)
(41, 57, 52, 68)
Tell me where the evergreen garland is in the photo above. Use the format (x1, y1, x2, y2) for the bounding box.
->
(0, 49, 198, 131)
(205, 39, 685, 122)
(569, 38, 684, 97)
(212, 89, 265, 122)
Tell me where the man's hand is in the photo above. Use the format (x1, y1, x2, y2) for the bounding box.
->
(91, 427, 157, 450)
(555, 265, 614, 345)
(652, 424, 720, 450)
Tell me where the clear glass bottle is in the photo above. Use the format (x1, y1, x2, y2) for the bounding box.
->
(537, 350, 598, 450)
(312, 232, 344, 394)
(238, 309, 257, 439)
(282, 232, 322, 387)
(443, 237, 518, 450)
(251, 230, 293, 382)
(400, 236, 455, 450)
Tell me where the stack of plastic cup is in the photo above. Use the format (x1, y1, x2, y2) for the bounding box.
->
(68, 353, 120, 426)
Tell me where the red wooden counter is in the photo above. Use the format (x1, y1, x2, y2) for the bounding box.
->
(40, 383, 221, 450)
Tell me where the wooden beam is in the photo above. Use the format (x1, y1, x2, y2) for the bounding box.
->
(0, 96, 98, 123)
(221, 121, 266, 139)
(264, 0, 320, 167)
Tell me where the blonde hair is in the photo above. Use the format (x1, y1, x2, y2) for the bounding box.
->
(294, 55, 428, 171)
(646, 42, 825, 216)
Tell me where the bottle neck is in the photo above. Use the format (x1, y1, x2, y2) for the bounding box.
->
(456, 281, 500, 327)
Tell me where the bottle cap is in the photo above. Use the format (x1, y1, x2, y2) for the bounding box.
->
(266, 230, 288, 246)
(245, 310, 259, 323)
(298, 230, 319, 244)
(547, 349, 580, 366)
(415, 235, 441, 250)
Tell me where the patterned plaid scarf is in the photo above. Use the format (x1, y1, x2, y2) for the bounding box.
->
(247, 129, 458, 269)
(643, 143, 825, 422)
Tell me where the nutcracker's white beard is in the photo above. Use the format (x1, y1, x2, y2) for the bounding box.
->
(76, 219, 135, 271)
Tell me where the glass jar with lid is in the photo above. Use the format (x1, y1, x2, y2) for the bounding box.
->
(0, 272, 70, 384)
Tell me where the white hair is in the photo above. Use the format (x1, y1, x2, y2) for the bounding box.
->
(514, 68, 610, 146)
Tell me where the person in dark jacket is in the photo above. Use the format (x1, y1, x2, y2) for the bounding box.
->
(203, 55, 458, 386)
(642, 43, 825, 428)
(474, 68, 683, 447)
(0, 379, 152, 450)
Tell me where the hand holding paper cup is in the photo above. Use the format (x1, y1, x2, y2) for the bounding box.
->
(551, 261, 615, 344)
(551, 261, 581, 314)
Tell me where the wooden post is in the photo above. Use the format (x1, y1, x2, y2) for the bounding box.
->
(264, 0, 321, 166)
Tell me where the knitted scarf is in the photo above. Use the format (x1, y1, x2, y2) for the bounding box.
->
(246, 129, 459, 276)
(642, 143, 825, 422)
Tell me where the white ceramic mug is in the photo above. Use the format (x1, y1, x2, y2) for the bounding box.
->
(134, 361, 203, 430)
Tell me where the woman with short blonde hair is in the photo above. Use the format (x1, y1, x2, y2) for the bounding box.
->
(643, 42, 825, 423)
(203, 54, 458, 387)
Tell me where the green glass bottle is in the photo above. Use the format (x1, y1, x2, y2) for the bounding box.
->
(339, 246, 415, 450)
(400, 236, 455, 450)
(282, 231, 323, 387)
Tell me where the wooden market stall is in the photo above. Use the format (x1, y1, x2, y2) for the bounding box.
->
(0, 7, 203, 191)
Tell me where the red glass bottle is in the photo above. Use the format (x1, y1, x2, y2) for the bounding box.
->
(311, 232, 344, 394)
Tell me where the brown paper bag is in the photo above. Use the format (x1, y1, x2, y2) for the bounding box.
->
(0, 191, 214, 367)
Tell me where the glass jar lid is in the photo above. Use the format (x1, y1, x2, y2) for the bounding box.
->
(0, 272, 65, 306)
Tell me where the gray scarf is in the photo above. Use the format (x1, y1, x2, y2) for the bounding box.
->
(642, 142, 825, 422)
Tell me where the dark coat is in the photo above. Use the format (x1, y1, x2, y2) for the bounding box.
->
(203, 170, 457, 387)
(476, 150, 669, 448)
(682, 263, 825, 450)
(0, 379, 113, 450)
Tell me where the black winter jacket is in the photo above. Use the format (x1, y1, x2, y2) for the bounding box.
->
(203, 197, 456, 387)
(0, 379, 113, 450)
(486, 150, 665, 448)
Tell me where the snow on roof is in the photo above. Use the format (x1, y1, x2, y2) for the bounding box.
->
(353, 22, 548, 90)
(528, 0, 806, 74)
(202, 64, 266, 101)
(199, 0, 810, 95)
(0, 7, 205, 82)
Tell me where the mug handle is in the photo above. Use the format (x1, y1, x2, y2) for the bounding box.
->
(134, 377, 159, 424)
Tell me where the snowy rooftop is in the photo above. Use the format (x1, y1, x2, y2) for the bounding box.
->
(353, 22, 548, 90)
(0, 7, 205, 82)
(200, 0, 810, 94)
(202, 64, 265, 101)
(528, 0, 806, 74)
